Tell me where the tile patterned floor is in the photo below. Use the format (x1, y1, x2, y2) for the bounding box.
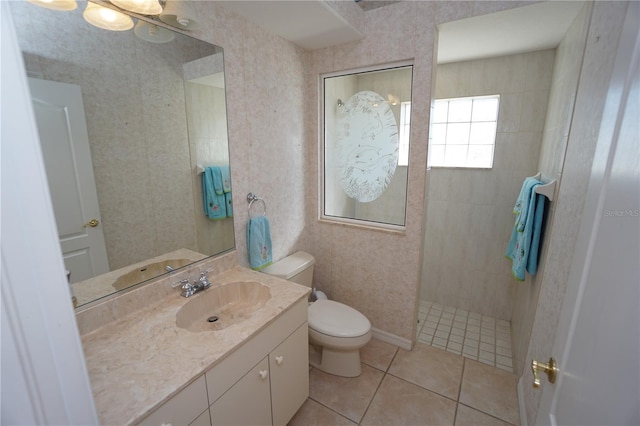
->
(289, 338, 520, 426)
(416, 300, 514, 372)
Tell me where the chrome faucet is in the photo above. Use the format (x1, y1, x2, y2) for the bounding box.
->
(173, 271, 212, 298)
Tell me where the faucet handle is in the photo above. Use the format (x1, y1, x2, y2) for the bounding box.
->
(199, 270, 212, 288)
(171, 278, 190, 289)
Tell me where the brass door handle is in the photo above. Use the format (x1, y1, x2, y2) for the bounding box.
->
(83, 219, 99, 228)
(532, 357, 559, 388)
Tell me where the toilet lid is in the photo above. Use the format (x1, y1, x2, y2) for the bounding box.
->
(308, 299, 371, 338)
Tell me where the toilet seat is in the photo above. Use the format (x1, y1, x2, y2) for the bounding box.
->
(308, 299, 371, 338)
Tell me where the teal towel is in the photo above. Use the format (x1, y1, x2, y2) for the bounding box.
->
(225, 192, 233, 217)
(514, 177, 541, 232)
(506, 178, 544, 280)
(247, 216, 272, 270)
(210, 166, 224, 195)
(526, 194, 546, 275)
(219, 165, 231, 193)
(203, 167, 226, 220)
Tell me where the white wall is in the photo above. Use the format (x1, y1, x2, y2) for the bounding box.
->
(511, 2, 591, 375)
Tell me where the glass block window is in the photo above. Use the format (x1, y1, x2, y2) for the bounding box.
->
(398, 101, 411, 166)
(429, 95, 500, 168)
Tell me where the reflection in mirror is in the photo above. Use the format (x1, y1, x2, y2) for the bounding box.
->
(10, 1, 234, 307)
(323, 63, 413, 228)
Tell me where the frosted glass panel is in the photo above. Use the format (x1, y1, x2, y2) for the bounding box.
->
(323, 63, 413, 228)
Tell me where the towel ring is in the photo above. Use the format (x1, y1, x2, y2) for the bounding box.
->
(247, 192, 267, 218)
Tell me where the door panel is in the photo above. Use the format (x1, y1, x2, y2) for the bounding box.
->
(28, 78, 109, 282)
(537, 4, 639, 424)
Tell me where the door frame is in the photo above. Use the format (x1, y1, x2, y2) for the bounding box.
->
(1, 4, 98, 424)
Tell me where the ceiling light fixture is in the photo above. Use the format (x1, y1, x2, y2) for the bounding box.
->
(134, 20, 175, 43)
(83, 2, 133, 31)
(27, 0, 77, 11)
(159, 0, 200, 31)
(110, 0, 162, 16)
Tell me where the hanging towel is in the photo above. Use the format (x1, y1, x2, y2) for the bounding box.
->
(247, 215, 272, 270)
(219, 165, 232, 193)
(225, 192, 233, 217)
(526, 194, 546, 275)
(506, 178, 545, 280)
(514, 177, 541, 232)
(209, 166, 224, 195)
(203, 167, 226, 220)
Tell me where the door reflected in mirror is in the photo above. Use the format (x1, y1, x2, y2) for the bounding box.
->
(10, 1, 234, 307)
(322, 63, 413, 229)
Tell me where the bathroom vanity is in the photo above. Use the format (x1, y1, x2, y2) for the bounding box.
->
(78, 258, 310, 425)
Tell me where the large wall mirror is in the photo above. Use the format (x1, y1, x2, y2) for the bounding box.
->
(10, 1, 234, 307)
(322, 63, 413, 229)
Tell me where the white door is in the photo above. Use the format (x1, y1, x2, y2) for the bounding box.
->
(28, 78, 109, 282)
(536, 4, 639, 425)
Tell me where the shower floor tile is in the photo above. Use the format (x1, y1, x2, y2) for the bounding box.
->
(416, 300, 514, 372)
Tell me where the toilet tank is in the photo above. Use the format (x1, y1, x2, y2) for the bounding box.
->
(261, 251, 315, 287)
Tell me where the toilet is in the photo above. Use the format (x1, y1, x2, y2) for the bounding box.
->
(262, 251, 372, 377)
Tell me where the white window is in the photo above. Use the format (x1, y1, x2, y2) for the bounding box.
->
(429, 95, 499, 168)
(398, 101, 411, 166)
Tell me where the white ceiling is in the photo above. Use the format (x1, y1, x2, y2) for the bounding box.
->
(218, 1, 584, 60)
(217, 1, 363, 50)
(438, 1, 585, 63)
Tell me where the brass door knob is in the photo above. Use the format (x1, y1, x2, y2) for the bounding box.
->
(531, 357, 559, 388)
(83, 219, 99, 228)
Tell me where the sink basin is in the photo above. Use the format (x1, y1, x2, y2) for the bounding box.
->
(112, 258, 192, 291)
(176, 281, 271, 332)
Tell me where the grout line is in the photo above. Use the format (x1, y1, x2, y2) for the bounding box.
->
(307, 396, 357, 425)
(457, 402, 519, 426)
(420, 301, 514, 373)
(358, 366, 387, 425)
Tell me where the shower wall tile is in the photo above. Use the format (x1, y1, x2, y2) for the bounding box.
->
(511, 1, 594, 380)
(422, 50, 555, 320)
(512, 5, 627, 423)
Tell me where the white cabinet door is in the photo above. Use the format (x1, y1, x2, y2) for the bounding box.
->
(138, 376, 208, 426)
(269, 323, 309, 426)
(210, 356, 272, 426)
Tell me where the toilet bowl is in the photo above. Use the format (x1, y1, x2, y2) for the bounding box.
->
(262, 251, 372, 377)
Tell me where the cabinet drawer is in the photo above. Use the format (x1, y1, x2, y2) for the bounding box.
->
(138, 375, 208, 426)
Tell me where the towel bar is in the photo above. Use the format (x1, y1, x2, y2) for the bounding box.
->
(532, 173, 557, 202)
(247, 193, 267, 217)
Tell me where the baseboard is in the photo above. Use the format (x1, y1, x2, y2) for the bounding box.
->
(517, 375, 528, 426)
(371, 327, 412, 350)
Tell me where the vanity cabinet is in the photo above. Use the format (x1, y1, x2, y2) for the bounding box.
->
(137, 375, 209, 426)
(269, 324, 309, 426)
(209, 356, 272, 425)
(206, 298, 309, 426)
(137, 298, 308, 426)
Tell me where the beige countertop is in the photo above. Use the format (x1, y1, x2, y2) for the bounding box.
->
(80, 266, 310, 425)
